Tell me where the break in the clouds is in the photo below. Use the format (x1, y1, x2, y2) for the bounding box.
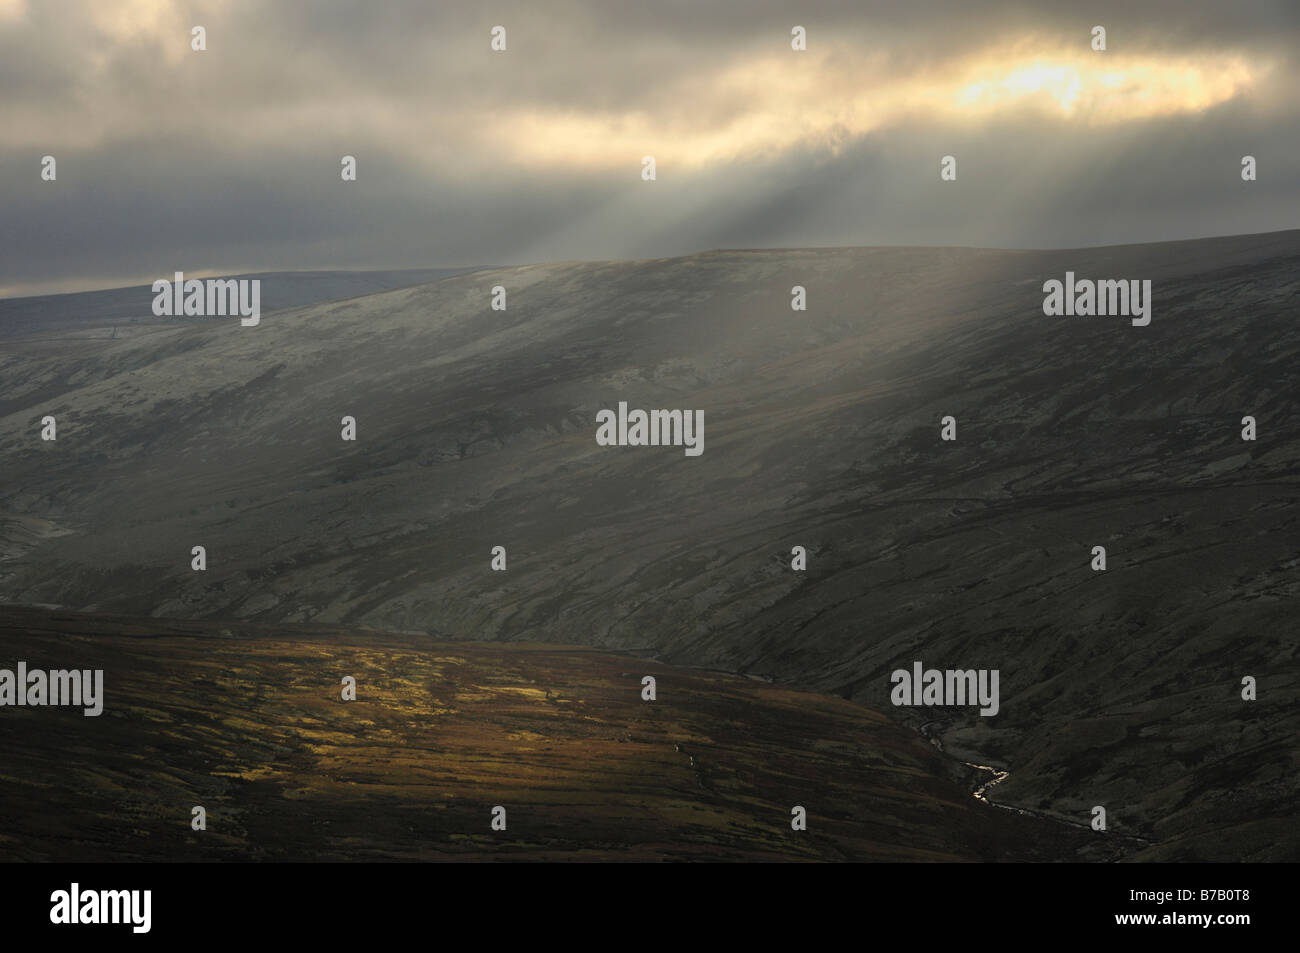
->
(1, 0, 1297, 296)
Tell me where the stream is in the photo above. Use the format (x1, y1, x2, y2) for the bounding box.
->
(918, 719, 1153, 844)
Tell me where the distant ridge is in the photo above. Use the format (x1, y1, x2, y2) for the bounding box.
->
(0, 267, 492, 337)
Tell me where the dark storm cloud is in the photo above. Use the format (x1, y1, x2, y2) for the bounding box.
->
(0, 0, 1295, 295)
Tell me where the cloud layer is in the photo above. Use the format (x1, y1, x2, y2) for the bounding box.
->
(1, 0, 1297, 295)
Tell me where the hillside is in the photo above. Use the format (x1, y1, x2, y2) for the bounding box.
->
(1, 232, 1297, 859)
(0, 605, 1093, 861)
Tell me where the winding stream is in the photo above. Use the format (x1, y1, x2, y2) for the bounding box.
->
(967, 762, 1013, 805)
(919, 719, 1153, 844)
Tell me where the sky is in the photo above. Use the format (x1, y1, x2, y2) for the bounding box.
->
(1, 0, 1297, 296)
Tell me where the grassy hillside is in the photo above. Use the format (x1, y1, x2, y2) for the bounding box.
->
(0, 605, 1096, 861)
